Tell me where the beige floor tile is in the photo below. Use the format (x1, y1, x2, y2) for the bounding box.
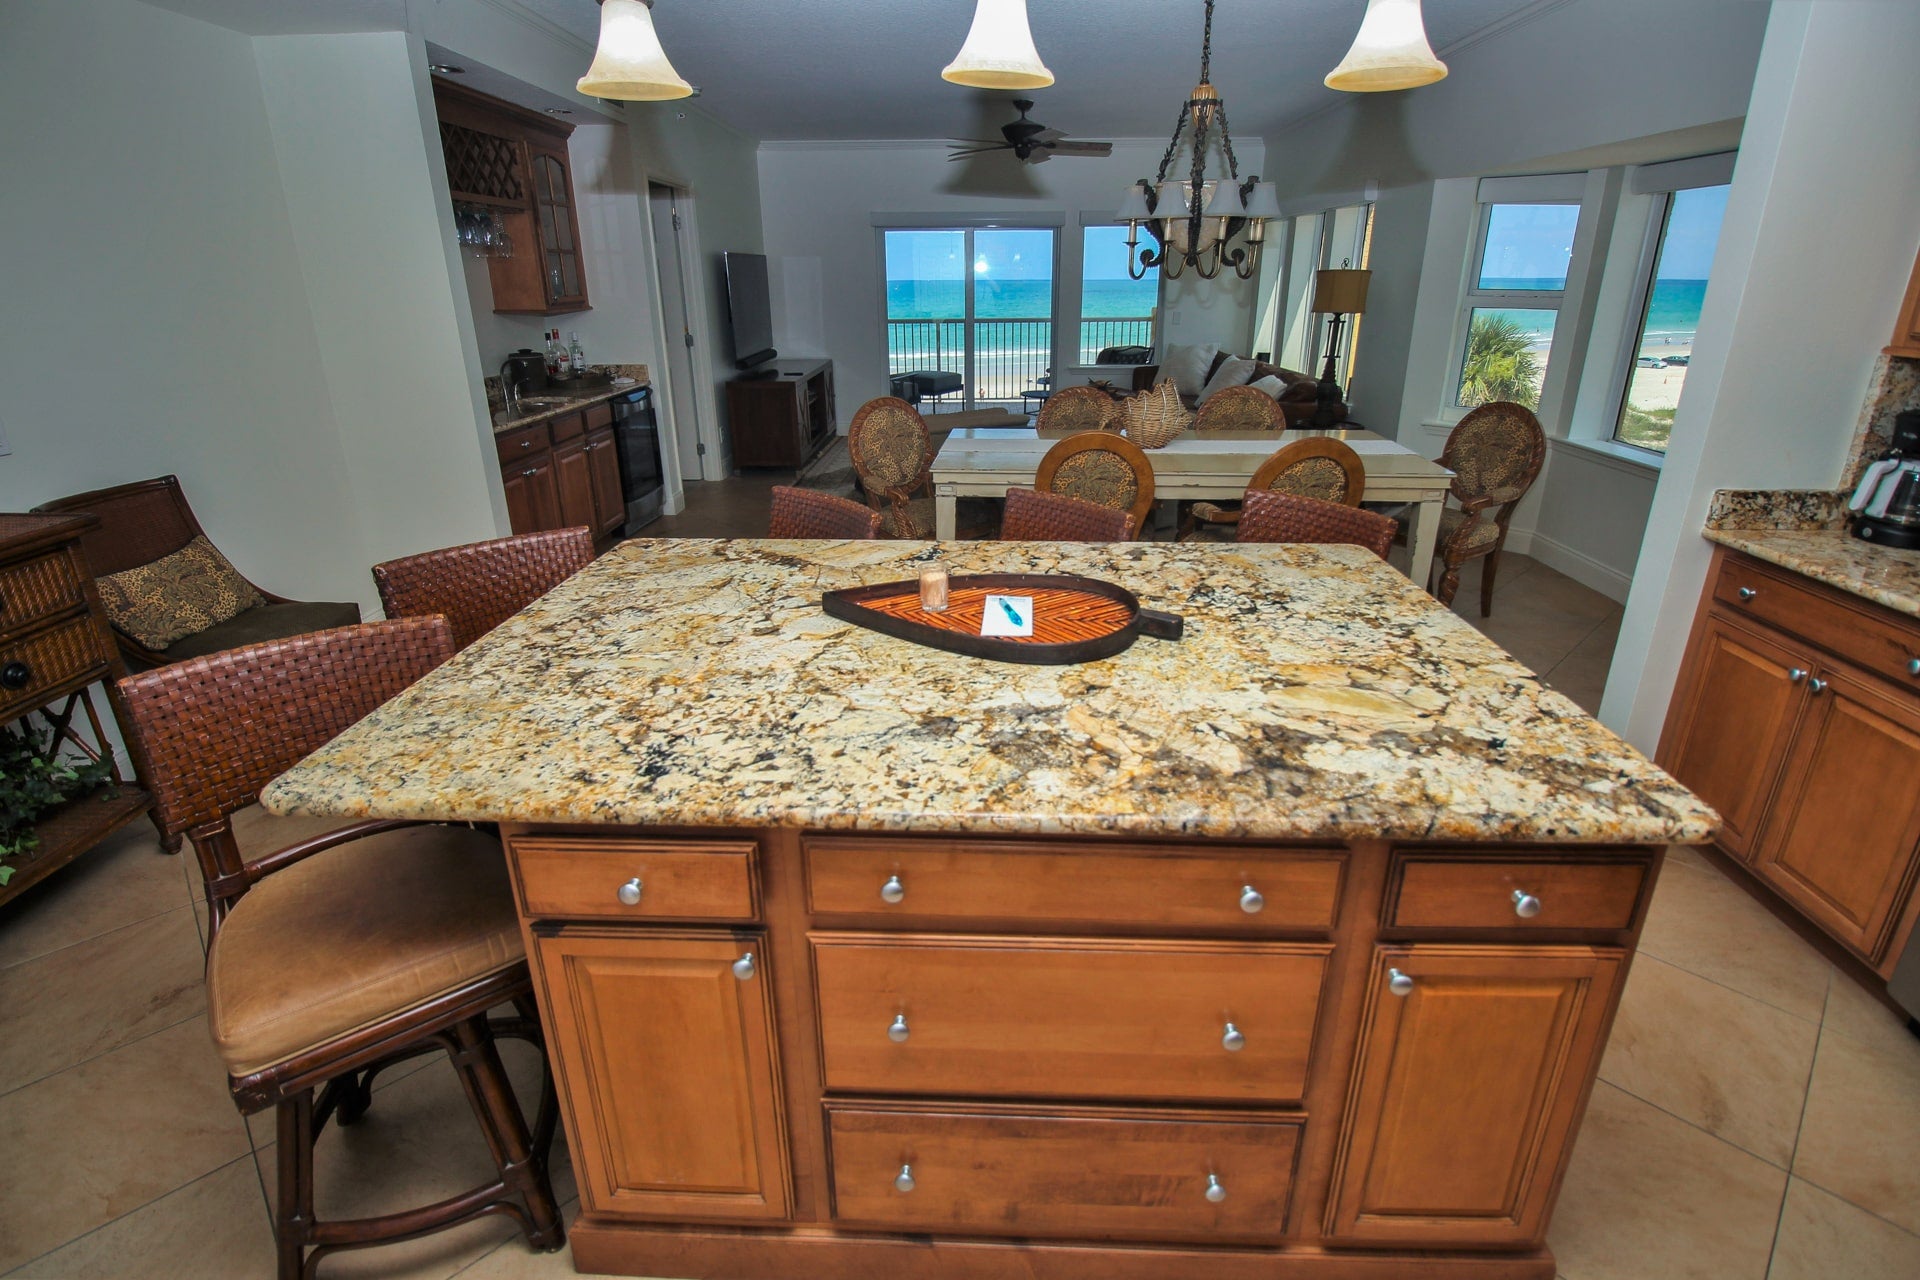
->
(1542, 614, 1621, 715)
(0, 825, 188, 972)
(0, 905, 206, 1086)
(6, 1155, 274, 1278)
(1598, 954, 1819, 1166)
(1665, 844, 1712, 872)
(1637, 856, 1834, 1022)
(451, 1203, 635, 1280)
(1767, 1177, 1920, 1280)
(1548, 1082, 1785, 1280)
(1821, 971, 1920, 1064)
(0, 1017, 250, 1273)
(1792, 1020, 1920, 1235)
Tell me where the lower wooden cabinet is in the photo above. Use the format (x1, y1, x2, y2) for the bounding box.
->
(501, 452, 560, 537)
(497, 410, 626, 540)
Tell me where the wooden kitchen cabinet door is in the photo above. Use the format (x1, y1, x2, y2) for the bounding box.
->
(1753, 665, 1920, 964)
(1326, 946, 1622, 1246)
(502, 452, 559, 536)
(531, 931, 790, 1221)
(585, 426, 625, 536)
(552, 435, 596, 533)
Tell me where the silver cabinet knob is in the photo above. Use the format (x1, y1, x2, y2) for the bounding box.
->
(616, 877, 643, 906)
(1737, 586, 1757, 601)
(1221, 1022, 1245, 1052)
(894, 1164, 915, 1193)
(880, 875, 905, 904)
(1205, 1174, 1226, 1204)
(1512, 889, 1542, 918)
(1788, 667, 1808, 683)
(888, 1014, 910, 1043)
(1238, 885, 1264, 914)
(731, 951, 756, 981)
(1809, 677, 1829, 694)
(521, 468, 539, 478)
(1388, 968, 1415, 997)
(1908, 658, 1920, 677)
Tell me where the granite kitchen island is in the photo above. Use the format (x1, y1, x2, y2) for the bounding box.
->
(265, 538, 1715, 1280)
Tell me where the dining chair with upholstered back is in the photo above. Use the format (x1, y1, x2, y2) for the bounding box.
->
(768, 485, 882, 539)
(1035, 385, 1121, 435)
(1034, 431, 1157, 539)
(115, 618, 563, 1280)
(1186, 437, 1367, 538)
(1192, 385, 1288, 433)
(847, 397, 936, 538)
(372, 527, 595, 652)
(1000, 486, 1137, 541)
(1237, 489, 1398, 559)
(1429, 401, 1547, 614)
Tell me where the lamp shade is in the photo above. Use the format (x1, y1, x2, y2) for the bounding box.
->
(1204, 180, 1247, 218)
(1312, 268, 1372, 314)
(1324, 0, 1448, 93)
(942, 0, 1054, 90)
(577, 0, 693, 101)
(1115, 182, 1152, 221)
(1242, 182, 1282, 220)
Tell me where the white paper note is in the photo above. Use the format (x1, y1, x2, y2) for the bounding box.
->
(980, 594, 1034, 637)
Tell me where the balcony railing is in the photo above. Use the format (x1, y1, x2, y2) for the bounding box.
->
(886, 316, 1156, 405)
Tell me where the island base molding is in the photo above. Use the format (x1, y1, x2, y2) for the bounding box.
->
(568, 1222, 1558, 1280)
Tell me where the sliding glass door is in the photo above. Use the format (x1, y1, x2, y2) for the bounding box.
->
(884, 227, 1055, 411)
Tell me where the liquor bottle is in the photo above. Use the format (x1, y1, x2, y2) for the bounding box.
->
(568, 331, 586, 376)
(554, 330, 573, 379)
(543, 330, 561, 378)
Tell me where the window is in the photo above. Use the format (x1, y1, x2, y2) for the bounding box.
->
(883, 227, 1056, 409)
(1612, 184, 1729, 453)
(1255, 202, 1372, 376)
(1079, 226, 1157, 362)
(1455, 202, 1580, 411)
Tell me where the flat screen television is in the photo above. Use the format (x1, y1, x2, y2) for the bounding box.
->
(722, 251, 776, 370)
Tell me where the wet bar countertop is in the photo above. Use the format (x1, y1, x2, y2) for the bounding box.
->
(264, 539, 1715, 845)
(1705, 526, 1920, 618)
(488, 362, 649, 435)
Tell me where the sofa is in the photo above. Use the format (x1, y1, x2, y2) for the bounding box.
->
(1137, 344, 1345, 427)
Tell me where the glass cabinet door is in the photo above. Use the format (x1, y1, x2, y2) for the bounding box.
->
(533, 151, 583, 306)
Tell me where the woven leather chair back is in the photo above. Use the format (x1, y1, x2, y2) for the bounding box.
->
(1236, 489, 1397, 559)
(1193, 385, 1287, 433)
(848, 397, 933, 494)
(1035, 386, 1121, 435)
(1000, 487, 1137, 542)
(1248, 438, 1366, 506)
(373, 528, 594, 652)
(35, 475, 218, 576)
(1034, 431, 1156, 535)
(769, 486, 882, 539)
(1444, 401, 1546, 501)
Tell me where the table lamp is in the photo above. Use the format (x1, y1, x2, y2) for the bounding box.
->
(1310, 264, 1371, 428)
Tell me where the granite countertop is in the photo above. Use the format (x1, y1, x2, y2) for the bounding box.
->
(489, 362, 649, 435)
(263, 539, 1714, 846)
(1704, 526, 1920, 618)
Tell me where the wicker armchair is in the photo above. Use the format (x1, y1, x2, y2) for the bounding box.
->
(1034, 432, 1156, 538)
(114, 618, 563, 1280)
(1237, 490, 1397, 559)
(1000, 487, 1137, 542)
(848, 397, 937, 538)
(1193, 385, 1288, 433)
(372, 528, 594, 652)
(1430, 402, 1547, 613)
(1035, 385, 1122, 435)
(1185, 438, 1367, 539)
(768, 485, 882, 539)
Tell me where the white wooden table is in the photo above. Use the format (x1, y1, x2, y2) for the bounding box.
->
(930, 427, 1456, 587)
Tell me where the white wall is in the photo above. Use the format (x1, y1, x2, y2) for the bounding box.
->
(1606, 0, 1920, 747)
(756, 140, 1266, 414)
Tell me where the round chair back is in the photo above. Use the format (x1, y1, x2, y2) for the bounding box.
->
(1248, 437, 1366, 506)
(1034, 432, 1156, 535)
(1035, 385, 1121, 435)
(847, 397, 933, 497)
(1193, 385, 1287, 432)
(1443, 401, 1546, 502)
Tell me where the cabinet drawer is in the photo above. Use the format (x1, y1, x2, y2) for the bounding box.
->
(826, 1104, 1298, 1241)
(0, 616, 110, 722)
(511, 837, 758, 922)
(1714, 553, 1920, 689)
(0, 551, 85, 638)
(813, 936, 1329, 1104)
(1385, 853, 1651, 932)
(584, 400, 614, 431)
(495, 424, 548, 464)
(805, 837, 1342, 933)
(548, 409, 586, 443)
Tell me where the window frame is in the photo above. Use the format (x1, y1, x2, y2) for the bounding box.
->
(1258, 201, 1373, 377)
(1075, 222, 1162, 365)
(1447, 198, 1581, 413)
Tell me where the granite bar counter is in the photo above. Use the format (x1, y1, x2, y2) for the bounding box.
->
(266, 539, 1714, 1280)
(1704, 487, 1920, 618)
(487, 362, 650, 435)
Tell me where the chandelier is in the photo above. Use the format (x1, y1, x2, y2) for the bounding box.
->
(1116, 0, 1278, 282)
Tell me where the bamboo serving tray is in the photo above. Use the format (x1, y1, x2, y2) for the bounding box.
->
(821, 573, 1183, 665)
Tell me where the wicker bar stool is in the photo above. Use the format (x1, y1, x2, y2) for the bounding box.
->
(847, 397, 937, 538)
(1237, 489, 1398, 559)
(1034, 432, 1156, 539)
(1185, 437, 1367, 540)
(372, 528, 593, 652)
(115, 619, 563, 1280)
(1034, 385, 1122, 435)
(1000, 487, 1137, 541)
(769, 485, 882, 538)
(1193, 385, 1288, 433)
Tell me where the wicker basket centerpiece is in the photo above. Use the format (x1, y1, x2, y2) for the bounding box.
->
(1120, 379, 1192, 449)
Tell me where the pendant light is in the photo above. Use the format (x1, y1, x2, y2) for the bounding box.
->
(942, 0, 1054, 90)
(577, 0, 694, 102)
(1325, 0, 1448, 93)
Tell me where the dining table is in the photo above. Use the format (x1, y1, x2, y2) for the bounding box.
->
(929, 426, 1457, 587)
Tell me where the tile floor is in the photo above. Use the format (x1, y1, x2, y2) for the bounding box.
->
(2, 477, 1915, 1278)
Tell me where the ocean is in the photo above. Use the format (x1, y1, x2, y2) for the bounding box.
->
(886, 278, 1158, 390)
(1478, 277, 1708, 345)
(886, 278, 1157, 321)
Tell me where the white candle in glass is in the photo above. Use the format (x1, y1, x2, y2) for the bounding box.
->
(919, 565, 950, 612)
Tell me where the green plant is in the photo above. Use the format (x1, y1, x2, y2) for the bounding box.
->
(1617, 404, 1676, 452)
(1460, 313, 1543, 409)
(0, 721, 116, 886)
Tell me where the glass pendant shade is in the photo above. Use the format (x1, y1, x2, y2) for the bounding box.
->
(1325, 0, 1448, 93)
(577, 0, 693, 101)
(942, 0, 1054, 90)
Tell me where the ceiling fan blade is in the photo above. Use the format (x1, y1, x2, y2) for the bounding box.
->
(1032, 128, 1065, 145)
(1048, 141, 1115, 157)
(1023, 148, 1053, 165)
(948, 146, 1009, 161)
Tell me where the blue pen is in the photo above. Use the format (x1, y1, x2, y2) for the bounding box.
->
(999, 598, 1025, 627)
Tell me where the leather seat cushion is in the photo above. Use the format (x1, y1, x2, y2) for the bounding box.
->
(228, 802, 359, 861)
(163, 600, 363, 662)
(207, 824, 523, 1078)
(1439, 506, 1502, 554)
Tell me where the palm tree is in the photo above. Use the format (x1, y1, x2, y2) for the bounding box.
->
(1460, 313, 1543, 408)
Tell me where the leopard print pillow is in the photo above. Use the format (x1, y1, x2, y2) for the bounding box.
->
(97, 536, 265, 650)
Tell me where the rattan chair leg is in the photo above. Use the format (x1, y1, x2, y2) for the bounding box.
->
(274, 1090, 318, 1280)
(447, 1015, 566, 1252)
(1481, 546, 1503, 618)
(1437, 562, 1462, 607)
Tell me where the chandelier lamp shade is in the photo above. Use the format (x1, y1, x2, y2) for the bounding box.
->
(1325, 0, 1448, 93)
(942, 0, 1055, 91)
(1114, 1, 1278, 282)
(577, 0, 694, 102)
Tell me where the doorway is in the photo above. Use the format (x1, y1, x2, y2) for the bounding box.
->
(648, 182, 707, 481)
(883, 227, 1056, 411)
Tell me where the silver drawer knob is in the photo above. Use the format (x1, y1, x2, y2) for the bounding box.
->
(731, 951, 756, 981)
(616, 877, 643, 906)
(1737, 586, 1757, 601)
(1388, 968, 1415, 997)
(1512, 889, 1542, 918)
(1221, 1022, 1245, 1052)
(881, 875, 905, 904)
(1205, 1174, 1226, 1204)
(1238, 885, 1264, 914)
(1809, 677, 1829, 694)
(889, 1014, 910, 1043)
(894, 1164, 915, 1193)
(1788, 667, 1808, 683)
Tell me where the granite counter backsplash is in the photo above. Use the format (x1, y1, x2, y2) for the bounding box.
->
(1705, 488, 1848, 532)
(485, 362, 650, 434)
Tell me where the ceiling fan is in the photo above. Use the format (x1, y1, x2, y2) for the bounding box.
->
(947, 99, 1114, 165)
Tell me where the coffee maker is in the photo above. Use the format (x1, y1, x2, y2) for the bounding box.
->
(1849, 411, 1920, 549)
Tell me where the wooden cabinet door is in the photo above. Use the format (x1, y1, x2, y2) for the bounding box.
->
(552, 436, 596, 532)
(531, 931, 790, 1221)
(502, 453, 559, 535)
(1327, 946, 1623, 1246)
(1657, 614, 1808, 860)
(1754, 665, 1920, 962)
(585, 426, 625, 537)
(529, 143, 589, 312)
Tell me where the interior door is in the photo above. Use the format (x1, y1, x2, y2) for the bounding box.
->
(648, 182, 706, 481)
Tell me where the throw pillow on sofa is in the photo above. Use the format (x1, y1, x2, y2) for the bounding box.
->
(97, 535, 266, 651)
(1158, 343, 1218, 398)
(1249, 374, 1288, 399)
(1200, 355, 1260, 403)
